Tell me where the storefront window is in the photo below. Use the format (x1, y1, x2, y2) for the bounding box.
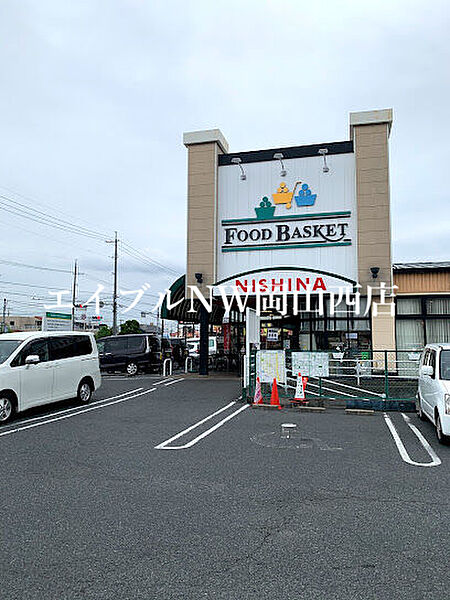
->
(426, 319, 450, 343)
(351, 319, 371, 331)
(396, 319, 425, 350)
(397, 297, 421, 315)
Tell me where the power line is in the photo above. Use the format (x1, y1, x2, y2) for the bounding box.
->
(0, 258, 73, 274)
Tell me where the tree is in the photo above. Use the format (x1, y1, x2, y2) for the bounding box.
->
(96, 325, 112, 339)
(119, 319, 142, 335)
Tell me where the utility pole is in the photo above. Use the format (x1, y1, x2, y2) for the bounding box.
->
(1, 298, 6, 334)
(113, 231, 118, 335)
(71, 259, 78, 331)
(106, 231, 119, 335)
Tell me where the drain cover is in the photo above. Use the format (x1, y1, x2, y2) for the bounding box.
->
(250, 431, 342, 451)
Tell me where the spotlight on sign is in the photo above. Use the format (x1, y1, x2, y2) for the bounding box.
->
(273, 152, 287, 177)
(231, 157, 246, 181)
(370, 266, 380, 279)
(318, 148, 329, 173)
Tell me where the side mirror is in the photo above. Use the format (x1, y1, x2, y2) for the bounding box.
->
(25, 354, 40, 365)
(420, 365, 434, 377)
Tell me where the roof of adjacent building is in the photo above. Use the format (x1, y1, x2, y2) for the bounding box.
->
(393, 262, 450, 272)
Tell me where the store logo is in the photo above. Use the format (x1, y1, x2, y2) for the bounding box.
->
(255, 181, 317, 220)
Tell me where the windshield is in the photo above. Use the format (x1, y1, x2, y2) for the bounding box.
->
(440, 350, 450, 380)
(0, 340, 22, 364)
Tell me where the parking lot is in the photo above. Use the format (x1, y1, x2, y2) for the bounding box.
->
(2, 374, 450, 599)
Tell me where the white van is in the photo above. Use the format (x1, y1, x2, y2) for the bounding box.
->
(0, 331, 101, 424)
(417, 343, 450, 444)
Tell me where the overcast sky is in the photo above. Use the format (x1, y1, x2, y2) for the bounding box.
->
(0, 0, 449, 322)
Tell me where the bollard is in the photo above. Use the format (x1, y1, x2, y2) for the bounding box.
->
(184, 356, 193, 373)
(163, 358, 173, 377)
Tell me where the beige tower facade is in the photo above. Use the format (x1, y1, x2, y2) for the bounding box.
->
(183, 109, 396, 351)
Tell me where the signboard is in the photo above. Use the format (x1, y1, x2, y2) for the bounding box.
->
(267, 328, 279, 341)
(291, 351, 329, 378)
(214, 268, 354, 296)
(256, 350, 286, 383)
(217, 152, 357, 284)
(42, 312, 73, 332)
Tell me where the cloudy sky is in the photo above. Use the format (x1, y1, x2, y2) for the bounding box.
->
(0, 0, 449, 323)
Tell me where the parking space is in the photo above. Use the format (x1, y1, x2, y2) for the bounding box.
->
(2, 376, 450, 599)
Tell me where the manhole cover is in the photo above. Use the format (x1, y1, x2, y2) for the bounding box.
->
(250, 431, 342, 451)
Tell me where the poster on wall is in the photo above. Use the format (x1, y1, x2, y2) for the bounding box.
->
(291, 352, 329, 377)
(256, 350, 286, 384)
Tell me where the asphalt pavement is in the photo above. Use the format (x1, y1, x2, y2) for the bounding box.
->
(1, 374, 450, 599)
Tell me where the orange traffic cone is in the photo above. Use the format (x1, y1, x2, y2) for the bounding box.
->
(253, 377, 263, 405)
(270, 378, 282, 410)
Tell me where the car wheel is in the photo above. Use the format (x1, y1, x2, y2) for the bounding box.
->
(77, 380, 93, 404)
(0, 395, 15, 424)
(436, 413, 450, 445)
(126, 362, 138, 376)
(417, 396, 426, 420)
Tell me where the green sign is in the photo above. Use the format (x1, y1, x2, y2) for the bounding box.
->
(45, 312, 72, 320)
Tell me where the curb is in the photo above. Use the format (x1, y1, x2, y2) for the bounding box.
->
(345, 408, 375, 416)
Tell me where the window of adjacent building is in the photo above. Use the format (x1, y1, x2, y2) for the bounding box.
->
(396, 297, 421, 315)
(426, 319, 450, 344)
(396, 319, 425, 350)
(426, 298, 450, 315)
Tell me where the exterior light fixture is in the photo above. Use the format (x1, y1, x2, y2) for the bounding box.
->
(370, 266, 380, 279)
(195, 272, 203, 284)
(231, 157, 246, 180)
(318, 148, 329, 173)
(273, 152, 286, 177)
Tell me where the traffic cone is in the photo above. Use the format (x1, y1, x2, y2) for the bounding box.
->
(253, 377, 263, 405)
(270, 378, 282, 409)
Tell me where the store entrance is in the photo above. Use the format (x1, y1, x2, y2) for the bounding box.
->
(259, 295, 371, 355)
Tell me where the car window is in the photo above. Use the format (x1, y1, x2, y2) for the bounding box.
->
(76, 335, 93, 355)
(96, 339, 105, 353)
(128, 337, 146, 352)
(49, 337, 78, 360)
(440, 350, 450, 381)
(11, 338, 50, 366)
(0, 340, 21, 364)
(148, 337, 160, 352)
(429, 350, 436, 379)
(105, 338, 128, 353)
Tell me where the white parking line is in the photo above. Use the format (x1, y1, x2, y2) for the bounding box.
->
(0, 388, 156, 439)
(155, 400, 248, 450)
(164, 378, 185, 387)
(383, 412, 441, 467)
(2, 388, 144, 429)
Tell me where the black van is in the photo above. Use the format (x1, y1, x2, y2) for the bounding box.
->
(97, 334, 165, 375)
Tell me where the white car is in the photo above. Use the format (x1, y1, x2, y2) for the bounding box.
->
(0, 331, 101, 424)
(417, 343, 450, 444)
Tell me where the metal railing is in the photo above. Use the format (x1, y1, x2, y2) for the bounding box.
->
(244, 349, 420, 410)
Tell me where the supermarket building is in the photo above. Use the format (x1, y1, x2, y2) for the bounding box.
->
(163, 109, 450, 370)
